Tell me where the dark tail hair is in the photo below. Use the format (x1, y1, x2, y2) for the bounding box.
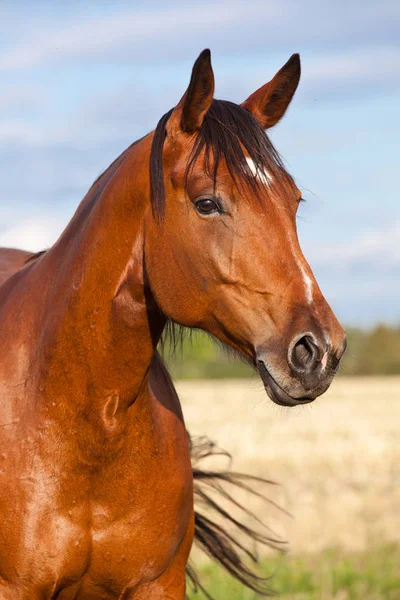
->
(187, 435, 289, 598)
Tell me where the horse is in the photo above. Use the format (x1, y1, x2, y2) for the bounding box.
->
(0, 50, 346, 599)
(0, 248, 32, 287)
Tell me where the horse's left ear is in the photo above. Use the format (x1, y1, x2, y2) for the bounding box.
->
(167, 49, 214, 136)
(241, 54, 301, 129)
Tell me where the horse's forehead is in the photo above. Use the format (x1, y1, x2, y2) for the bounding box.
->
(245, 158, 273, 186)
(165, 139, 300, 208)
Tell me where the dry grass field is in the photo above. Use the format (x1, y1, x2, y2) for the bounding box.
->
(178, 377, 400, 555)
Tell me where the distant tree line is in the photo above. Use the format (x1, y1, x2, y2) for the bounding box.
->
(163, 324, 400, 379)
(339, 325, 400, 375)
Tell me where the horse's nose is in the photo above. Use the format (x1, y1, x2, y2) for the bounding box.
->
(288, 332, 346, 384)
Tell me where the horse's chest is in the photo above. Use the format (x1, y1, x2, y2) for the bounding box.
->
(83, 411, 193, 591)
(0, 422, 193, 598)
(86, 461, 193, 590)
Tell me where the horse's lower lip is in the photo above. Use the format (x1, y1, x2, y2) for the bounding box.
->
(257, 360, 314, 407)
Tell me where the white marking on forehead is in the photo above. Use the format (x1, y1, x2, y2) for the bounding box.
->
(246, 155, 314, 305)
(245, 157, 272, 186)
(288, 238, 314, 305)
(303, 270, 314, 304)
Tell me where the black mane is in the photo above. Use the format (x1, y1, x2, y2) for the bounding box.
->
(150, 98, 294, 218)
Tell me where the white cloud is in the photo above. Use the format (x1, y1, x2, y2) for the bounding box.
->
(0, 1, 283, 71)
(0, 215, 67, 252)
(0, 83, 47, 112)
(305, 45, 400, 87)
(309, 221, 400, 271)
(1, 0, 399, 85)
(0, 122, 53, 146)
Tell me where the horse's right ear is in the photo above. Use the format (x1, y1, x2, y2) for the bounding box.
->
(167, 49, 214, 137)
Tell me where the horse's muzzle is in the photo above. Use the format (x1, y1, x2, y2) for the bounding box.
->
(256, 333, 347, 407)
(257, 359, 315, 407)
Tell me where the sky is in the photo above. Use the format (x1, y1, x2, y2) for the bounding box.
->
(0, 0, 399, 326)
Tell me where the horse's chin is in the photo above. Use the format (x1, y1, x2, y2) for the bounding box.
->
(257, 360, 315, 407)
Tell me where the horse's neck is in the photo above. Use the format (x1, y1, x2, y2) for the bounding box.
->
(26, 134, 165, 413)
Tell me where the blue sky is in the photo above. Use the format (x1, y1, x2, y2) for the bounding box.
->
(0, 0, 399, 326)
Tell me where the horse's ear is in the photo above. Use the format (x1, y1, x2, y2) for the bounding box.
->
(167, 49, 214, 136)
(241, 54, 301, 129)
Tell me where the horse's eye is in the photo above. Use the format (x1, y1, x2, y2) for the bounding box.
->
(194, 198, 220, 215)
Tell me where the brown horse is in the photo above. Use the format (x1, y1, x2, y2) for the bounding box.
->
(0, 50, 346, 599)
(0, 248, 32, 287)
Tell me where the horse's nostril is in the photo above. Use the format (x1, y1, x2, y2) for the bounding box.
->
(289, 335, 320, 375)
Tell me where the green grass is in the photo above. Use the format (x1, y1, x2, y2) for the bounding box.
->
(187, 545, 400, 599)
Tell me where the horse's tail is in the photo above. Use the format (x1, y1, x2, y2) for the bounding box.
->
(187, 435, 288, 598)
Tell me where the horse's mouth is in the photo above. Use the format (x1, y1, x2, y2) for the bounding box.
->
(257, 360, 315, 407)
